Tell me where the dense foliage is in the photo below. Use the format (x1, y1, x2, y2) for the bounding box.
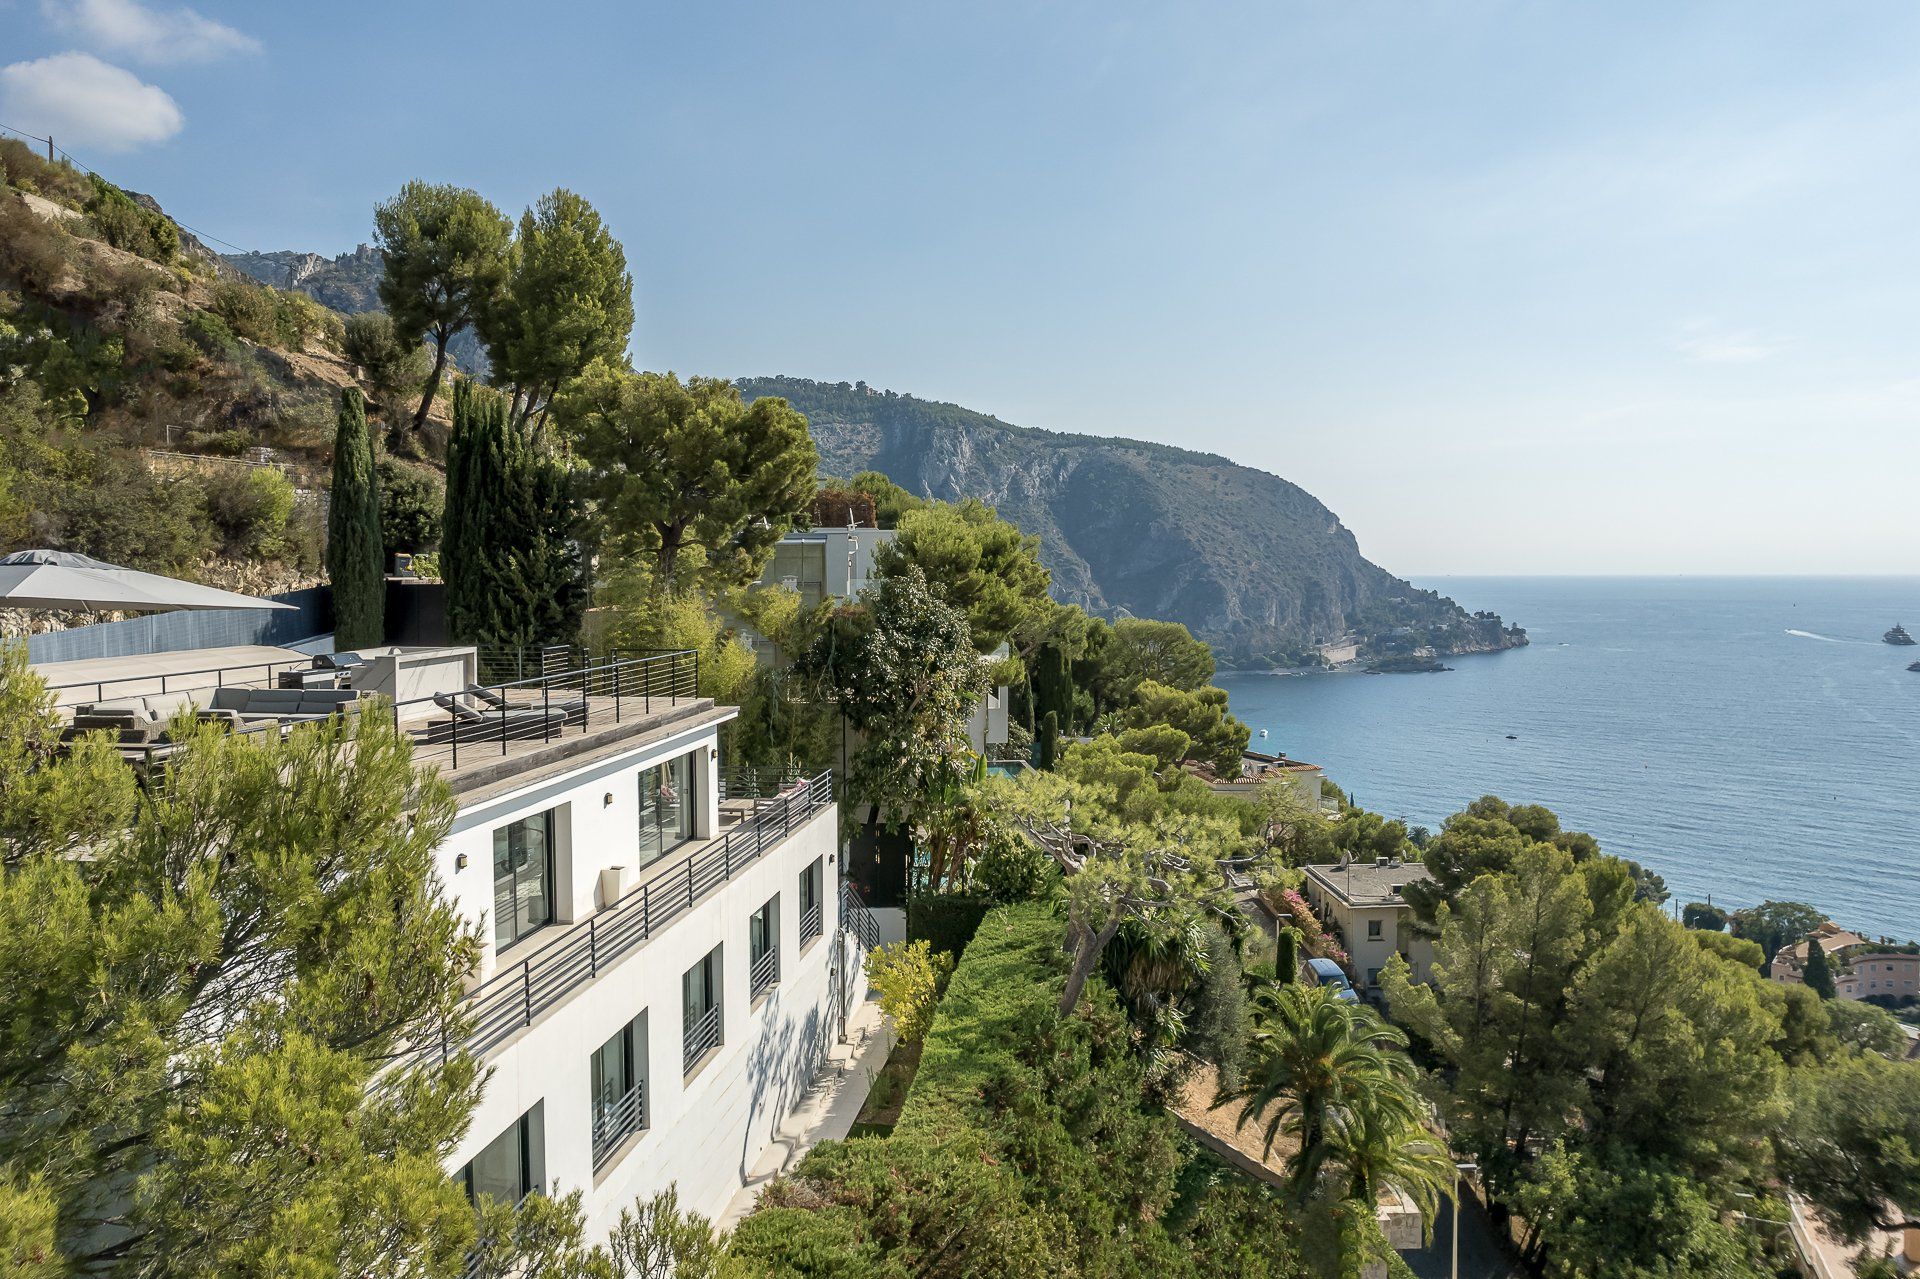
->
(727, 904, 1317, 1278)
(441, 380, 586, 649)
(326, 386, 384, 647)
(0, 649, 483, 1276)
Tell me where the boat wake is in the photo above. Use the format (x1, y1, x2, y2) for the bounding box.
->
(1784, 629, 1844, 643)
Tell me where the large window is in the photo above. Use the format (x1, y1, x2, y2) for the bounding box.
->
(493, 809, 556, 951)
(749, 896, 780, 999)
(798, 858, 824, 946)
(638, 752, 695, 867)
(461, 1104, 544, 1205)
(682, 947, 722, 1073)
(590, 1014, 648, 1168)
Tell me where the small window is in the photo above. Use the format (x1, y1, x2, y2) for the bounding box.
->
(1367, 919, 1383, 940)
(493, 809, 556, 950)
(590, 1013, 648, 1168)
(750, 896, 780, 999)
(798, 859, 824, 946)
(461, 1104, 545, 1205)
(683, 947, 722, 1073)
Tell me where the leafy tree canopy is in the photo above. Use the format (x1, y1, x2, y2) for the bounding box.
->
(0, 647, 483, 1277)
(873, 498, 1052, 656)
(482, 189, 633, 430)
(1123, 679, 1250, 776)
(373, 180, 513, 434)
(559, 366, 817, 593)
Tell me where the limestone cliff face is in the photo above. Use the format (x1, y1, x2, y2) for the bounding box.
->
(738, 377, 1523, 664)
(220, 245, 488, 374)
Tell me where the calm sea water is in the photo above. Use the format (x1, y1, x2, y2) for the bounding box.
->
(1217, 577, 1920, 940)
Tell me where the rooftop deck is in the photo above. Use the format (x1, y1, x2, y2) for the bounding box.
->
(39, 645, 718, 795)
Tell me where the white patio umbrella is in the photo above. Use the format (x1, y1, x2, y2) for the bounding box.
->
(0, 549, 296, 612)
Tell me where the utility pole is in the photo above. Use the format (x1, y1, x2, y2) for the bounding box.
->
(48, 135, 55, 163)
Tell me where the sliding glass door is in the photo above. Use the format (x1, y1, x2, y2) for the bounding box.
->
(637, 752, 695, 867)
(492, 809, 555, 950)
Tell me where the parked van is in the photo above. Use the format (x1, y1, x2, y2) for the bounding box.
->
(1306, 956, 1359, 1002)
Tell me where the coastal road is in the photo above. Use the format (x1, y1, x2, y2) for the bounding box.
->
(1402, 1191, 1527, 1279)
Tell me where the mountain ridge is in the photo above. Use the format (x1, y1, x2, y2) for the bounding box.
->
(736, 376, 1524, 666)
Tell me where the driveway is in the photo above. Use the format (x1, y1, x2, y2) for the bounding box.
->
(1401, 1190, 1527, 1279)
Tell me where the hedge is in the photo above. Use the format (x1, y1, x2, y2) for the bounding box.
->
(903, 891, 996, 967)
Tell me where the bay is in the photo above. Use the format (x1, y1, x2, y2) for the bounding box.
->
(1216, 576, 1920, 939)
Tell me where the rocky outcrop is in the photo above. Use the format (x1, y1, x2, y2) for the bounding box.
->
(738, 377, 1525, 665)
(220, 245, 488, 374)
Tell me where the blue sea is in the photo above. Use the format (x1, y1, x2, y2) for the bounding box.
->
(1216, 577, 1920, 940)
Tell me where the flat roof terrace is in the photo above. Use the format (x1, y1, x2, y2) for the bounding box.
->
(37, 646, 717, 795)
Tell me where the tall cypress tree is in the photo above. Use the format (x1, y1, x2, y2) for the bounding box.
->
(326, 386, 384, 649)
(1275, 925, 1300, 984)
(441, 380, 585, 652)
(1803, 937, 1836, 999)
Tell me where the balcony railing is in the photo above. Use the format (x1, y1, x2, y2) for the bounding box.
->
(840, 880, 879, 952)
(391, 652, 701, 773)
(799, 901, 824, 947)
(456, 771, 834, 1060)
(682, 1005, 721, 1073)
(591, 1083, 647, 1168)
(750, 947, 779, 999)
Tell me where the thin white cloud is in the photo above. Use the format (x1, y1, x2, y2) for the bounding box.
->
(41, 0, 260, 65)
(1670, 319, 1789, 365)
(0, 52, 183, 151)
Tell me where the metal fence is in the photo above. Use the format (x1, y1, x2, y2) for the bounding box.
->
(460, 771, 834, 1061)
(390, 651, 700, 773)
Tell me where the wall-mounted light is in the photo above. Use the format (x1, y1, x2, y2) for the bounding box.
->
(708, 747, 718, 761)
(455, 852, 470, 871)
(604, 791, 614, 807)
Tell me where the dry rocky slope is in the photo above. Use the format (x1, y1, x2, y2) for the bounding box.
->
(737, 377, 1524, 667)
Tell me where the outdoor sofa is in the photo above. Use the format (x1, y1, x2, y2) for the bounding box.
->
(421, 686, 581, 744)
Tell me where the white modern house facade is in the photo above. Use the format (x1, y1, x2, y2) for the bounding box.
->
(429, 689, 862, 1236)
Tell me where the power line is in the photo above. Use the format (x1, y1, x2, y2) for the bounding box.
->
(0, 119, 256, 255)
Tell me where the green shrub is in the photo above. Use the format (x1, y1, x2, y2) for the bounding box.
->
(272, 289, 343, 351)
(905, 892, 996, 961)
(0, 195, 77, 296)
(211, 279, 279, 345)
(0, 139, 92, 208)
(199, 465, 294, 559)
(376, 457, 443, 552)
(970, 831, 1056, 903)
(183, 309, 240, 359)
(865, 940, 953, 1045)
(343, 312, 429, 415)
(84, 175, 178, 263)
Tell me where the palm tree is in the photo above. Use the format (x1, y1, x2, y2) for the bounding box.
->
(1321, 1086, 1456, 1233)
(1219, 981, 1415, 1202)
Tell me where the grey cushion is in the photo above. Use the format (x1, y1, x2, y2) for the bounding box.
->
(297, 689, 360, 711)
(244, 691, 306, 713)
(208, 687, 249, 711)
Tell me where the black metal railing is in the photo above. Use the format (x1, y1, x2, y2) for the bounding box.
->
(591, 1083, 647, 1168)
(840, 880, 879, 952)
(718, 764, 806, 802)
(750, 947, 779, 999)
(391, 651, 701, 773)
(682, 1005, 722, 1073)
(799, 901, 824, 947)
(458, 771, 833, 1060)
(46, 656, 317, 706)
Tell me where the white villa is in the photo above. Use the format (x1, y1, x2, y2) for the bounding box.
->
(36, 640, 874, 1245)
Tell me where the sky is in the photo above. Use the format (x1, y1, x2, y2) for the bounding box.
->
(4, 0, 1918, 575)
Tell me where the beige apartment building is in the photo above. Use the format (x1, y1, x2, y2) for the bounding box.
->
(1771, 922, 1920, 1002)
(1299, 859, 1436, 993)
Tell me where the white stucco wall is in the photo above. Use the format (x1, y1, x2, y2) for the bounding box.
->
(432, 723, 849, 1230)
